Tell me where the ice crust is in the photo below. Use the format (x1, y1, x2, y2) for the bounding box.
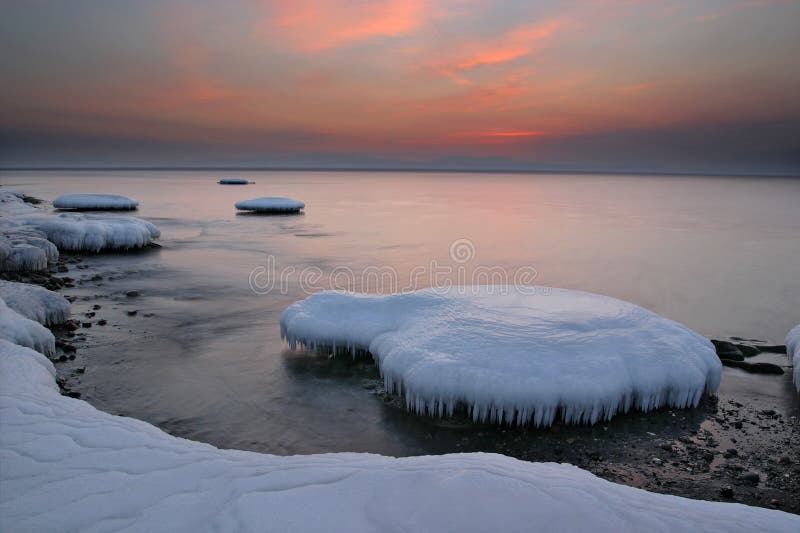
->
(2, 189, 159, 254)
(235, 197, 305, 212)
(787, 324, 800, 392)
(0, 300, 55, 356)
(1, 337, 797, 532)
(281, 287, 722, 426)
(53, 193, 139, 210)
(0, 280, 70, 325)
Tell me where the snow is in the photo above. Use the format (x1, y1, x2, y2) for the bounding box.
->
(235, 196, 305, 212)
(2, 190, 160, 254)
(281, 287, 722, 426)
(0, 299, 55, 356)
(1, 338, 797, 532)
(0, 280, 70, 325)
(787, 324, 800, 392)
(53, 193, 139, 210)
(219, 178, 251, 184)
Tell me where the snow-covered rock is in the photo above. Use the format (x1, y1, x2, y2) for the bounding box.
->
(281, 287, 722, 426)
(219, 178, 251, 184)
(0, 193, 59, 271)
(787, 325, 800, 392)
(53, 193, 139, 210)
(235, 197, 305, 213)
(9, 214, 160, 252)
(0, 280, 70, 325)
(0, 339, 797, 532)
(0, 299, 55, 356)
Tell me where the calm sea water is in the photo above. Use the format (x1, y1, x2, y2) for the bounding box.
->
(2, 170, 799, 454)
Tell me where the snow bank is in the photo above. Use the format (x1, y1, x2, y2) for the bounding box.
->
(0, 280, 70, 325)
(281, 287, 722, 426)
(787, 325, 800, 392)
(0, 300, 55, 356)
(0, 339, 796, 532)
(53, 193, 139, 210)
(219, 178, 251, 184)
(235, 196, 305, 213)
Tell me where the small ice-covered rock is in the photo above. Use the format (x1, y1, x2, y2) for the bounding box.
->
(219, 178, 251, 185)
(787, 325, 800, 392)
(0, 299, 55, 355)
(1, 339, 797, 532)
(235, 197, 305, 213)
(0, 280, 70, 325)
(281, 287, 722, 426)
(12, 214, 160, 252)
(53, 194, 139, 210)
(0, 231, 58, 272)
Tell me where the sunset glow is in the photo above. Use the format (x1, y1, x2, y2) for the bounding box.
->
(1, 0, 798, 171)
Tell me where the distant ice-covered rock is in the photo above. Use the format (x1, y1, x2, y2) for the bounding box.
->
(787, 325, 800, 392)
(0, 299, 55, 356)
(1, 339, 796, 532)
(235, 197, 305, 213)
(219, 178, 251, 185)
(0, 280, 70, 325)
(281, 287, 722, 426)
(53, 193, 139, 210)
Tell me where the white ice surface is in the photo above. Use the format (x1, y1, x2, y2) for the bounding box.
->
(787, 324, 800, 392)
(0, 280, 70, 325)
(2, 190, 159, 254)
(281, 287, 722, 426)
(235, 197, 305, 212)
(53, 193, 139, 210)
(0, 300, 55, 356)
(219, 178, 250, 184)
(1, 338, 797, 533)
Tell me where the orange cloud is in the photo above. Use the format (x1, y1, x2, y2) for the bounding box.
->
(432, 18, 567, 84)
(448, 129, 544, 144)
(267, 0, 427, 51)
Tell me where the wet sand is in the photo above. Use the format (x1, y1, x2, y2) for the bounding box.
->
(3, 253, 798, 515)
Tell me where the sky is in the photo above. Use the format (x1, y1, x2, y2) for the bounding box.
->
(1, 0, 799, 173)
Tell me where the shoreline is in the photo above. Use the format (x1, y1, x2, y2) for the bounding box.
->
(4, 253, 797, 515)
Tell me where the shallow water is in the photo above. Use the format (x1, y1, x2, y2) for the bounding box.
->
(2, 170, 799, 455)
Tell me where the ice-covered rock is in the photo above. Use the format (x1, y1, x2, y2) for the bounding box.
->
(0, 339, 797, 532)
(0, 299, 55, 356)
(787, 325, 800, 392)
(235, 197, 305, 213)
(53, 193, 139, 210)
(0, 280, 70, 325)
(0, 193, 59, 271)
(9, 213, 160, 252)
(219, 178, 251, 184)
(281, 287, 722, 426)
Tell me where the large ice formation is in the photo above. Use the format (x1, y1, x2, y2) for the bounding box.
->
(235, 197, 305, 213)
(1, 337, 797, 532)
(281, 287, 722, 426)
(0, 299, 55, 356)
(787, 324, 800, 392)
(1, 189, 159, 254)
(53, 193, 139, 210)
(0, 280, 70, 325)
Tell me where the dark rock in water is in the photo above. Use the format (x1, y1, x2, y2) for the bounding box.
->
(759, 345, 787, 353)
(93, 304, 102, 310)
(61, 344, 76, 354)
(65, 319, 80, 331)
(58, 355, 67, 362)
(90, 274, 103, 281)
(720, 486, 734, 498)
(721, 360, 784, 375)
(724, 448, 738, 458)
(126, 290, 140, 297)
(57, 265, 69, 273)
(67, 391, 81, 399)
(76, 367, 86, 374)
(711, 340, 744, 360)
(127, 310, 138, 316)
(734, 344, 760, 357)
(85, 312, 95, 318)
(97, 319, 107, 326)
(81, 322, 92, 328)
(741, 472, 760, 485)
